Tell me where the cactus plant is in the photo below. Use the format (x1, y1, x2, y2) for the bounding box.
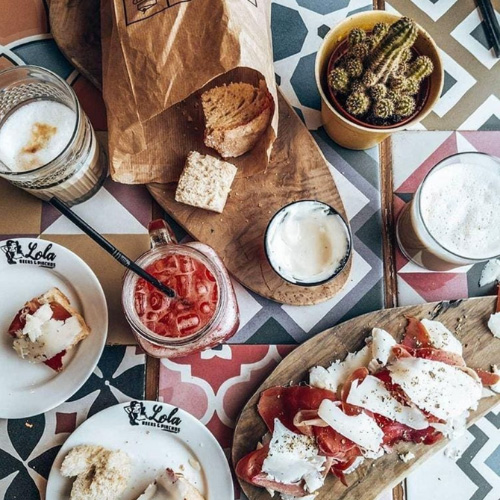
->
(372, 22, 390, 40)
(350, 80, 366, 93)
(394, 95, 416, 117)
(349, 28, 366, 46)
(350, 42, 370, 60)
(327, 16, 434, 125)
(328, 67, 350, 93)
(404, 78, 420, 95)
(365, 17, 418, 88)
(370, 83, 387, 100)
(407, 56, 434, 82)
(346, 91, 371, 116)
(373, 98, 395, 119)
(345, 57, 364, 78)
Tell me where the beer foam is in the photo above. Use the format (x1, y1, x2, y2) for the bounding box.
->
(0, 100, 76, 172)
(420, 163, 500, 259)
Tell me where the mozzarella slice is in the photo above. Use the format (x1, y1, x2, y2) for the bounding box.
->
(310, 346, 371, 392)
(369, 328, 396, 372)
(488, 312, 500, 339)
(430, 411, 468, 440)
(21, 303, 53, 342)
(13, 315, 82, 362)
(479, 259, 500, 287)
(388, 358, 482, 420)
(346, 375, 428, 430)
(420, 319, 462, 355)
(262, 419, 326, 493)
(317, 400, 384, 454)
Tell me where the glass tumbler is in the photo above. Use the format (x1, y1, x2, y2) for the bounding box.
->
(0, 65, 107, 205)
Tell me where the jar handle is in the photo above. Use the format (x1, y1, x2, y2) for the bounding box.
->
(148, 219, 177, 249)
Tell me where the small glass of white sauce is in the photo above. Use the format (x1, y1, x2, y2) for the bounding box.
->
(264, 200, 351, 286)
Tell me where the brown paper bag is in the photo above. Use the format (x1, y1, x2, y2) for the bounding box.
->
(101, 0, 278, 184)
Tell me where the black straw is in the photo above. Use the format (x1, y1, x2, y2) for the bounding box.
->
(49, 197, 176, 298)
(477, 0, 500, 58)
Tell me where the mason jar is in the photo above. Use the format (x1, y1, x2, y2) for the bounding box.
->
(122, 219, 240, 358)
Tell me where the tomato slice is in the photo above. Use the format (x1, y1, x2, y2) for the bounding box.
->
(258, 385, 337, 434)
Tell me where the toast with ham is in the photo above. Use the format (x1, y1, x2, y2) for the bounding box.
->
(8, 287, 90, 372)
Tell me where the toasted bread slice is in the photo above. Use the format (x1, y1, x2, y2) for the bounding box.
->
(201, 80, 273, 158)
(8, 287, 91, 371)
(175, 151, 237, 213)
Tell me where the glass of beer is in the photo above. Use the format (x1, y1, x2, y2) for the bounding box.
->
(396, 152, 500, 271)
(0, 66, 107, 205)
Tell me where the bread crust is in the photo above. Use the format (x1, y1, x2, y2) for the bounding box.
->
(202, 81, 274, 158)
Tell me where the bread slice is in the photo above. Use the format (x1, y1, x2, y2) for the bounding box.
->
(175, 151, 237, 213)
(61, 445, 131, 500)
(8, 287, 91, 371)
(201, 80, 273, 158)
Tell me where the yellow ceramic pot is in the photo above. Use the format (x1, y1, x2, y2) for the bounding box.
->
(315, 11, 444, 150)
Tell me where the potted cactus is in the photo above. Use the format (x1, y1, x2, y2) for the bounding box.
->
(315, 12, 443, 150)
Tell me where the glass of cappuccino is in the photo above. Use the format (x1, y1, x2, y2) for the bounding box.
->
(0, 66, 107, 205)
(396, 152, 500, 271)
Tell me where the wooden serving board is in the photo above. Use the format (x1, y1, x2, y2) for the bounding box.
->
(49, 0, 351, 305)
(232, 297, 500, 500)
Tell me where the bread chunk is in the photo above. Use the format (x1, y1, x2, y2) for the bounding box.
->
(201, 81, 273, 158)
(61, 445, 131, 500)
(175, 151, 237, 213)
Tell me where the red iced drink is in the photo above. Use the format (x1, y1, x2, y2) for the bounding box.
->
(122, 219, 240, 359)
(134, 254, 219, 338)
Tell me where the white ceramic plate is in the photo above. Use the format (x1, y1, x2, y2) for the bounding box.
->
(0, 237, 107, 418)
(46, 401, 234, 500)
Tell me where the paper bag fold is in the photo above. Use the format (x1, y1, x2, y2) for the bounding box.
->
(101, 0, 278, 184)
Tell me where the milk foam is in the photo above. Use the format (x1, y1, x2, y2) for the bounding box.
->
(0, 100, 76, 171)
(420, 163, 500, 259)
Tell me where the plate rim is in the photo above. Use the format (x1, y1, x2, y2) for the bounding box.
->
(46, 400, 235, 500)
(0, 237, 108, 419)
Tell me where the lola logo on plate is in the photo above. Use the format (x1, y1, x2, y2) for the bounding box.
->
(0, 240, 56, 268)
(124, 401, 182, 433)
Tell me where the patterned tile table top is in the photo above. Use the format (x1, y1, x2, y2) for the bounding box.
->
(0, 346, 146, 500)
(391, 130, 500, 500)
(0, 0, 385, 346)
(387, 0, 500, 131)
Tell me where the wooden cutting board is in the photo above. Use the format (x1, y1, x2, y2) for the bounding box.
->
(49, 0, 351, 305)
(232, 297, 500, 500)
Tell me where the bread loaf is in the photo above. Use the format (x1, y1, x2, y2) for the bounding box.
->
(201, 81, 273, 158)
(175, 151, 237, 213)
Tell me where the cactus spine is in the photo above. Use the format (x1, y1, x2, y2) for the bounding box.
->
(328, 67, 350, 94)
(394, 95, 416, 117)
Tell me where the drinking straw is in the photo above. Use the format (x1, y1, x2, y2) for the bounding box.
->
(49, 197, 176, 298)
(477, 0, 500, 58)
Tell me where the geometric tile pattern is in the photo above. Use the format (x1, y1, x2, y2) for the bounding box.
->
(391, 130, 500, 500)
(0, 346, 145, 500)
(388, 0, 500, 131)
